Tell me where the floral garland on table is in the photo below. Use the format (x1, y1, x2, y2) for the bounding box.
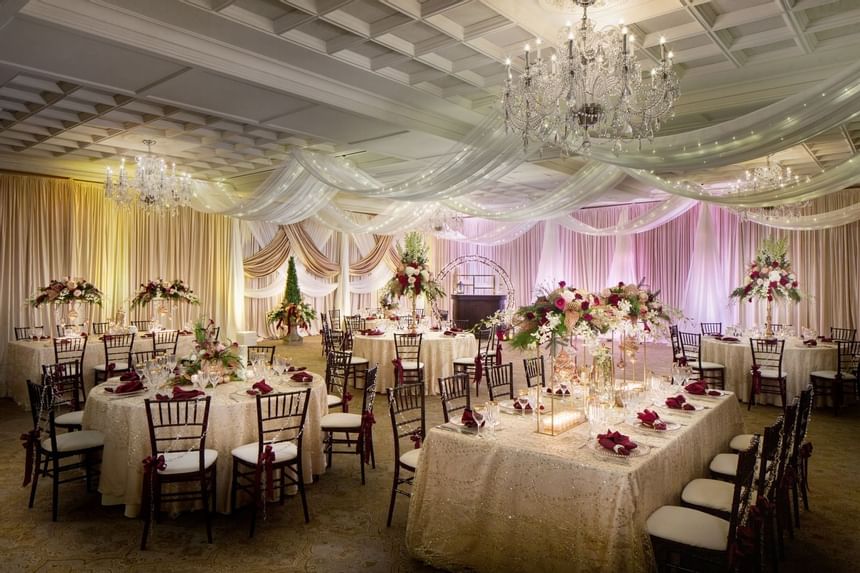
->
(130, 278, 199, 309)
(170, 319, 242, 387)
(384, 232, 445, 303)
(28, 277, 103, 307)
(510, 280, 675, 350)
(730, 237, 802, 303)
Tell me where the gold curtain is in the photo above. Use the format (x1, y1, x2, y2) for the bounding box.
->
(0, 173, 243, 396)
(244, 228, 291, 278)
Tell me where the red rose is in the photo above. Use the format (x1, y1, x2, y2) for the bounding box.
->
(792, 281, 798, 287)
(773, 261, 779, 268)
(593, 297, 600, 305)
(769, 281, 778, 289)
(767, 295, 773, 301)
(574, 293, 582, 300)
(558, 281, 566, 288)
(780, 276, 788, 285)
(618, 282, 625, 287)
(608, 294, 620, 307)
(580, 301, 589, 311)
(583, 313, 593, 322)
(525, 312, 535, 320)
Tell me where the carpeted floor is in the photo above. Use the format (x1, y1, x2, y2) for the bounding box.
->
(1, 337, 857, 572)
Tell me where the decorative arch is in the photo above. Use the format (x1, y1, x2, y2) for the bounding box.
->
(433, 254, 516, 319)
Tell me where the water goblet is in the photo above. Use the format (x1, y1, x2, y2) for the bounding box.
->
(472, 407, 486, 437)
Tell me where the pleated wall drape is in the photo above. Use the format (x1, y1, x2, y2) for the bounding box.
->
(0, 174, 243, 396)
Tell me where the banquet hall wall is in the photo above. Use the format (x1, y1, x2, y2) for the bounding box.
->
(0, 174, 243, 395)
(431, 195, 859, 334)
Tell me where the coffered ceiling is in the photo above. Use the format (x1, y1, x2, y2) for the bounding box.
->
(0, 0, 858, 209)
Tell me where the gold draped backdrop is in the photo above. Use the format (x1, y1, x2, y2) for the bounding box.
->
(0, 174, 243, 395)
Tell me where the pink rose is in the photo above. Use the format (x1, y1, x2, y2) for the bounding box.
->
(554, 297, 566, 310)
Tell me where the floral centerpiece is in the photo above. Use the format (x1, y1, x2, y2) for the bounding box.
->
(130, 278, 199, 309)
(171, 319, 242, 387)
(28, 277, 103, 307)
(267, 256, 316, 344)
(730, 237, 801, 337)
(384, 232, 444, 330)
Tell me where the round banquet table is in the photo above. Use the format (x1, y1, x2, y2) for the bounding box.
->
(82, 374, 327, 517)
(352, 330, 478, 394)
(701, 337, 837, 405)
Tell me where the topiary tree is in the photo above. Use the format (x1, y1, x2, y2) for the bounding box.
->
(285, 256, 301, 304)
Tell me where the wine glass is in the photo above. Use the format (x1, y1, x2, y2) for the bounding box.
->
(472, 407, 485, 436)
(671, 363, 686, 386)
(516, 390, 530, 411)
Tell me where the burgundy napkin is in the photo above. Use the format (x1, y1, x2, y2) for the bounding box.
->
(119, 371, 140, 382)
(287, 366, 306, 372)
(248, 380, 273, 395)
(513, 400, 532, 411)
(447, 326, 463, 333)
(106, 380, 143, 394)
(637, 409, 667, 430)
(291, 372, 313, 383)
(443, 330, 458, 337)
(803, 339, 818, 347)
(721, 336, 739, 342)
(666, 394, 696, 410)
(713, 334, 723, 340)
(597, 429, 638, 456)
(460, 408, 484, 428)
(170, 386, 205, 400)
(817, 336, 833, 342)
(430, 326, 442, 331)
(360, 329, 384, 336)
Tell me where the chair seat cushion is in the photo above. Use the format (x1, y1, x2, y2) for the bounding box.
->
(729, 434, 755, 452)
(399, 447, 422, 470)
(42, 430, 104, 452)
(231, 442, 296, 465)
(810, 370, 857, 380)
(646, 505, 730, 551)
(159, 449, 218, 474)
(349, 356, 369, 365)
(452, 356, 477, 365)
(759, 368, 788, 379)
(709, 453, 739, 477)
(94, 362, 129, 372)
(401, 361, 424, 370)
(54, 410, 84, 427)
(681, 479, 734, 514)
(695, 361, 725, 370)
(320, 412, 362, 430)
(327, 394, 343, 407)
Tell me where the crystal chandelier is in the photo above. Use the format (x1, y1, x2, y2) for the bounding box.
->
(727, 156, 811, 222)
(104, 139, 193, 213)
(502, 0, 679, 153)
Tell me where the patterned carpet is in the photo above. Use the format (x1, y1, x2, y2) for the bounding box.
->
(1, 337, 857, 572)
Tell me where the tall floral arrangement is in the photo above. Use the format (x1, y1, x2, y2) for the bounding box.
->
(267, 256, 316, 332)
(29, 277, 103, 307)
(510, 280, 674, 350)
(130, 278, 199, 309)
(385, 232, 445, 303)
(730, 237, 801, 303)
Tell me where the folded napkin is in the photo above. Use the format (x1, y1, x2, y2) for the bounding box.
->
(637, 409, 667, 430)
(159, 386, 206, 400)
(287, 366, 306, 372)
(666, 394, 696, 410)
(430, 326, 441, 331)
(447, 326, 464, 333)
(248, 380, 274, 395)
(360, 329, 384, 336)
(721, 336, 739, 342)
(817, 336, 833, 342)
(460, 408, 484, 428)
(685, 381, 722, 396)
(597, 429, 638, 456)
(713, 334, 723, 340)
(443, 330, 459, 337)
(119, 371, 140, 382)
(291, 372, 313, 383)
(803, 339, 818, 347)
(106, 380, 143, 394)
(513, 400, 532, 411)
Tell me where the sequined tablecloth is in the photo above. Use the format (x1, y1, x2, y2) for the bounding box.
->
(82, 375, 327, 518)
(4, 334, 197, 409)
(352, 331, 477, 395)
(701, 337, 837, 405)
(406, 395, 744, 573)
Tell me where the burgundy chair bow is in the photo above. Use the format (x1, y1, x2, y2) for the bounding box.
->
(495, 342, 503, 366)
(800, 442, 813, 459)
(141, 454, 167, 505)
(750, 365, 762, 394)
(474, 354, 483, 386)
(106, 362, 116, 377)
(728, 524, 758, 570)
(256, 444, 276, 502)
(392, 357, 404, 385)
(20, 429, 41, 487)
(342, 390, 353, 413)
(410, 430, 422, 449)
(360, 412, 376, 464)
(676, 356, 688, 367)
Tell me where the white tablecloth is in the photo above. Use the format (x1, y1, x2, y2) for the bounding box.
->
(4, 334, 197, 409)
(701, 337, 837, 405)
(82, 375, 327, 517)
(406, 395, 744, 573)
(352, 331, 477, 394)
